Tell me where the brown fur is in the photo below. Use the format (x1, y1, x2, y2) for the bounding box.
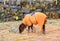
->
(19, 23, 26, 33)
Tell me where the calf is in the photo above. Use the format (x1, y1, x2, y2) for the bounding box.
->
(19, 12, 47, 34)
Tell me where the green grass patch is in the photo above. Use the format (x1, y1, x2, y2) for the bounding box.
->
(30, 39, 34, 41)
(16, 39, 23, 41)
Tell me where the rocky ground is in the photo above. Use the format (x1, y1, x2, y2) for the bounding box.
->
(0, 19, 60, 41)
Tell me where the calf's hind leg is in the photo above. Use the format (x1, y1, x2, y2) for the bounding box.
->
(42, 24, 45, 34)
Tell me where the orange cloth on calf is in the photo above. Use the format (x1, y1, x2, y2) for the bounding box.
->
(22, 14, 32, 26)
(34, 12, 47, 31)
(22, 12, 47, 31)
(30, 15, 37, 25)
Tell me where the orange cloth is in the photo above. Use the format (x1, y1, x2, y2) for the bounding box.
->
(22, 14, 32, 26)
(33, 12, 47, 31)
(22, 12, 47, 31)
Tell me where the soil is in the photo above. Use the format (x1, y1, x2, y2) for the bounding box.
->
(0, 19, 60, 41)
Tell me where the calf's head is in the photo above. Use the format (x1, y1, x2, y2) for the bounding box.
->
(19, 23, 27, 33)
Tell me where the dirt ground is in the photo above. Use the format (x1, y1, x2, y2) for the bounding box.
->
(0, 19, 60, 41)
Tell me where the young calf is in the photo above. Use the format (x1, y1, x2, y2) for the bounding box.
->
(19, 12, 47, 34)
